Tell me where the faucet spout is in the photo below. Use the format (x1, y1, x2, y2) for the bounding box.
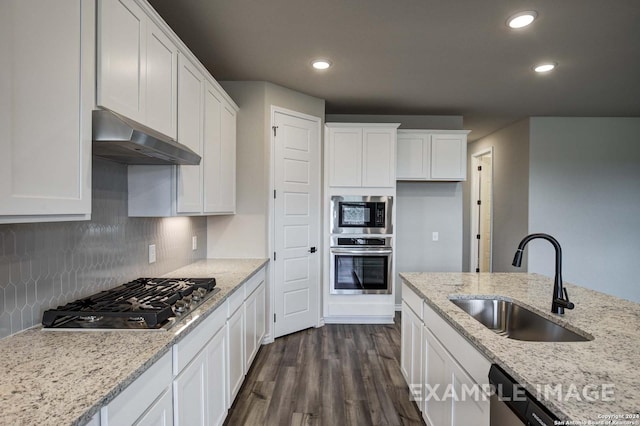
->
(512, 233, 575, 315)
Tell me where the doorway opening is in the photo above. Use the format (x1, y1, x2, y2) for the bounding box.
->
(470, 148, 494, 272)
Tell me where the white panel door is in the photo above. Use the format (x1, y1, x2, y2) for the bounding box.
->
(145, 20, 177, 139)
(424, 327, 453, 426)
(226, 305, 245, 405)
(363, 127, 396, 187)
(273, 110, 321, 338)
(0, 0, 92, 220)
(176, 53, 204, 214)
(397, 134, 429, 180)
(206, 326, 228, 426)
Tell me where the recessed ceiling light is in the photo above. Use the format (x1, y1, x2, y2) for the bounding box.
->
(311, 59, 331, 70)
(507, 11, 538, 29)
(534, 62, 557, 73)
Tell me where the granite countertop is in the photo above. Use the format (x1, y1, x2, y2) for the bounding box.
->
(0, 258, 268, 426)
(400, 272, 640, 423)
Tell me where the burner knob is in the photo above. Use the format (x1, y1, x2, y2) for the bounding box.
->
(192, 288, 207, 301)
(175, 300, 188, 314)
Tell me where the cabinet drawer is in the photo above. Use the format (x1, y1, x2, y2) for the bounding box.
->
(101, 350, 172, 426)
(402, 282, 423, 320)
(245, 267, 266, 297)
(173, 304, 226, 375)
(424, 301, 490, 385)
(227, 287, 244, 318)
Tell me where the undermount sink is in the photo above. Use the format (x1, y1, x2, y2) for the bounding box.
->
(449, 297, 593, 342)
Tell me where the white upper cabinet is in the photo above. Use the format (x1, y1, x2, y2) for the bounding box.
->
(176, 54, 205, 214)
(397, 130, 469, 181)
(97, 0, 178, 139)
(0, 0, 93, 224)
(327, 123, 399, 188)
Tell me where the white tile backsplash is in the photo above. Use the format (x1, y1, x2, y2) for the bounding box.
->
(0, 158, 207, 338)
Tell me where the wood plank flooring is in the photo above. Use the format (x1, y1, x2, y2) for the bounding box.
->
(225, 314, 424, 426)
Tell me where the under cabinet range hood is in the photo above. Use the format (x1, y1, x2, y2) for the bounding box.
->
(92, 109, 201, 165)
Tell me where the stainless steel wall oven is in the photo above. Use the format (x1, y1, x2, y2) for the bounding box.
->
(330, 236, 392, 294)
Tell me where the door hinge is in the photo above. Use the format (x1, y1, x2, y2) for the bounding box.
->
(477, 200, 481, 205)
(273, 251, 277, 261)
(476, 234, 481, 240)
(274, 313, 276, 323)
(476, 267, 480, 273)
(478, 165, 482, 171)
(274, 189, 276, 199)
(272, 126, 278, 137)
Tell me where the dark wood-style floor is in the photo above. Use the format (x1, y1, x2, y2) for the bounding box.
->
(224, 313, 425, 426)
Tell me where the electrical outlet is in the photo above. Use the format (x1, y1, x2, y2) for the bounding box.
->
(432, 232, 439, 241)
(192, 236, 198, 251)
(148, 244, 156, 264)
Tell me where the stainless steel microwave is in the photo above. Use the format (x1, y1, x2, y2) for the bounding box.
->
(330, 195, 393, 234)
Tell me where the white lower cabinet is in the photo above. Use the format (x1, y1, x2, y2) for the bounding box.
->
(227, 299, 245, 405)
(401, 302, 423, 403)
(137, 388, 173, 426)
(244, 276, 266, 372)
(401, 282, 490, 426)
(100, 351, 173, 426)
(173, 348, 208, 425)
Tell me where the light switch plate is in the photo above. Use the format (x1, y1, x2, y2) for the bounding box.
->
(192, 236, 197, 251)
(432, 232, 439, 241)
(148, 244, 156, 264)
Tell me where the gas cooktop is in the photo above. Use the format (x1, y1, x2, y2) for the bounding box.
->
(42, 277, 219, 331)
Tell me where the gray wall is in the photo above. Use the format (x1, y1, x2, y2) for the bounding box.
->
(528, 117, 640, 302)
(0, 159, 207, 338)
(463, 119, 530, 272)
(207, 81, 325, 258)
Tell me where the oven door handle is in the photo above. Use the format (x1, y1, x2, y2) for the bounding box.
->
(330, 248, 393, 255)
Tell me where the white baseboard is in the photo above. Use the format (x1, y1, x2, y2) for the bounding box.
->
(323, 315, 394, 324)
(261, 333, 274, 344)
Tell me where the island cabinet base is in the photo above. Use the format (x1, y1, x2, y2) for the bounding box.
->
(401, 282, 491, 426)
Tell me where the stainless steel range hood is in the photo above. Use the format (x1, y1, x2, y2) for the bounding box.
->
(92, 109, 201, 165)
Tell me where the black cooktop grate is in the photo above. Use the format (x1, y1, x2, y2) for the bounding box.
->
(42, 278, 216, 329)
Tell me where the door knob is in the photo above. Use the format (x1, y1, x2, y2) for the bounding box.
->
(308, 247, 317, 253)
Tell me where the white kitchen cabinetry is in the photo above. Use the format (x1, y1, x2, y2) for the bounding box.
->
(326, 123, 399, 188)
(100, 351, 173, 426)
(244, 274, 266, 371)
(0, 0, 93, 224)
(97, 0, 178, 139)
(400, 282, 490, 426)
(422, 299, 490, 426)
(226, 289, 245, 405)
(176, 53, 205, 214)
(172, 297, 228, 426)
(396, 130, 470, 181)
(128, 63, 237, 217)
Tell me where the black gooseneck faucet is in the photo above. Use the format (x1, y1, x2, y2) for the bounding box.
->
(512, 233, 575, 315)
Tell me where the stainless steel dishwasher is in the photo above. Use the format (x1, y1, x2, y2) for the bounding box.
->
(489, 364, 559, 426)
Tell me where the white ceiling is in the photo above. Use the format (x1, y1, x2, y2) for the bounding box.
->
(148, 0, 640, 141)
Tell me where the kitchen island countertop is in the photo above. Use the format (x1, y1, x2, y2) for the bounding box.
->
(400, 272, 640, 423)
(0, 258, 268, 426)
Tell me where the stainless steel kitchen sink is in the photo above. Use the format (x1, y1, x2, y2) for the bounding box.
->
(449, 297, 593, 342)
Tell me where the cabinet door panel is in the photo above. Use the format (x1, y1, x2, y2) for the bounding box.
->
(450, 359, 489, 426)
(397, 136, 427, 179)
(431, 134, 467, 180)
(227, 306, 245, 405)
(0, 0, 92, 220)
(424, 328, 452, 426)
(363, 128, 395, 187)
(97, 0, 145, 122)
(207, 327, 228, 426)
(244, 291, 258, 372)
(219, 104, 237, 212)
(329, 128, 362, 187)
(145, 21, 177, 139)
(255, 284, 266, 345)
(203, 82, 223, 213)
(173, 349, 207, 426)
(176, 54, 204, 214)
(136, 388, 173, 426)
